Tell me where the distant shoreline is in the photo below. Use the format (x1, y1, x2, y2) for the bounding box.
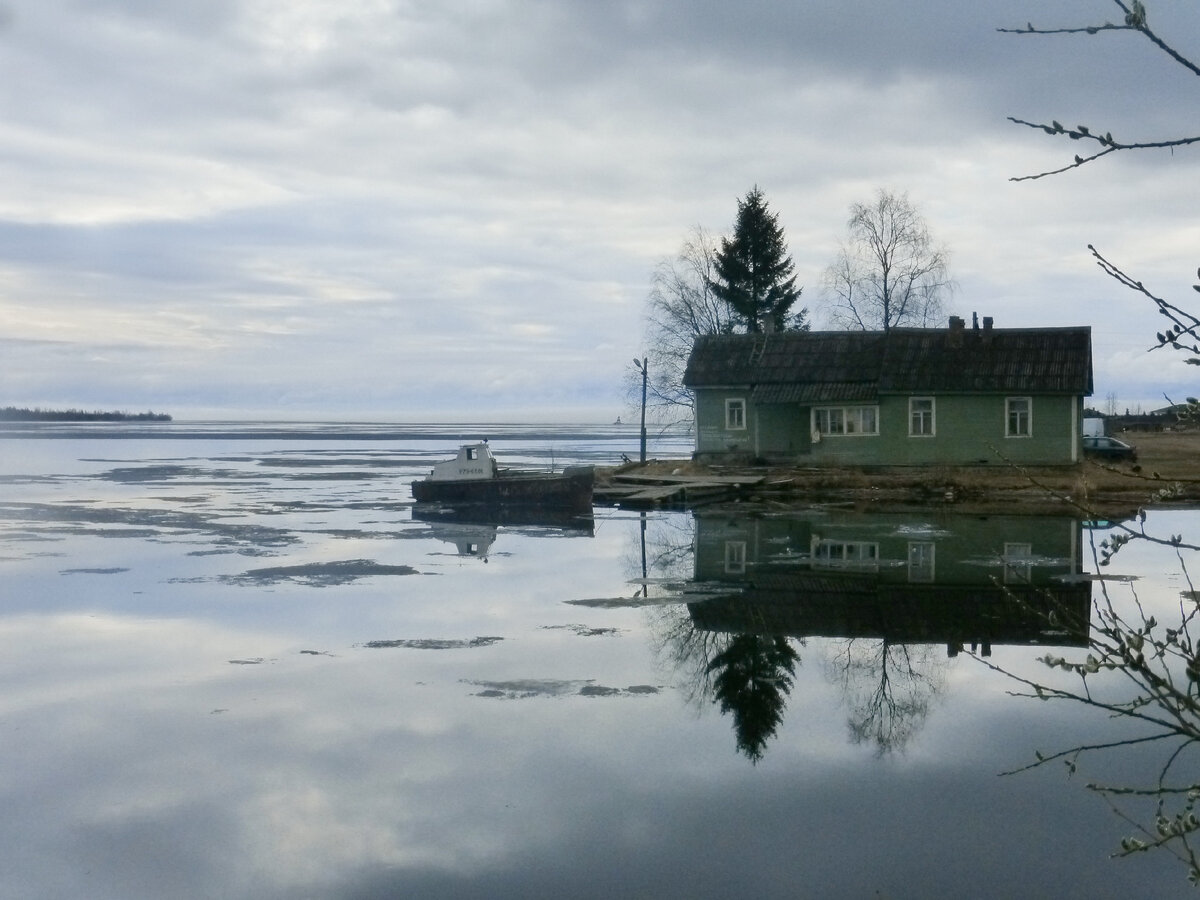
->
(0, 407, 172, 422)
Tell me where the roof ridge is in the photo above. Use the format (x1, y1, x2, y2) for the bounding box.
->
(684, 325, 1093, 395)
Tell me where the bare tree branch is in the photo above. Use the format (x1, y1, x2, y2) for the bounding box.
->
(1089, 246, 1200, 361)
(631, 226, 733, 424)
(1002, 0, 1200, 180)
(991, 5, 1200, 882)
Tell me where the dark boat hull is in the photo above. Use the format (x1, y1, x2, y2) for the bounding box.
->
(411, 465, 594, 511)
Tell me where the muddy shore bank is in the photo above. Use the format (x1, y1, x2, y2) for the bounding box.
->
(597, 431, 1200, 518)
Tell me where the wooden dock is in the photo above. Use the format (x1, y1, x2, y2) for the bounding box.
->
(594, 470, 792, 508)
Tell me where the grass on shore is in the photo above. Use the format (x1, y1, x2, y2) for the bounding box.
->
(608, 430, 1200, 516)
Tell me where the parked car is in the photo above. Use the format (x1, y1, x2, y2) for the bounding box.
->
(1082, 435, 1137, 461)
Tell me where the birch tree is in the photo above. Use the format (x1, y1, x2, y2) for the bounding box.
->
(637, 226, 733, 421)
(823, 189, 953, 333)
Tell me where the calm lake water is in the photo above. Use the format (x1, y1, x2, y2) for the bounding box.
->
(1, 422, 1197, 899)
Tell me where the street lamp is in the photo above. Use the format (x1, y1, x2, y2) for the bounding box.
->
(633, 357, 647, 464)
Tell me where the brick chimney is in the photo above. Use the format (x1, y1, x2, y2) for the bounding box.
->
(948, 315, 965, 348)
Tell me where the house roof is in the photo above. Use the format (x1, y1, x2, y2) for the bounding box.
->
(683, 326, 1093, 398)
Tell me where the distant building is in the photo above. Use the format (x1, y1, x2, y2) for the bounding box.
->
(1105, 403, 1190, 433)
(682, 316, 1093, 465)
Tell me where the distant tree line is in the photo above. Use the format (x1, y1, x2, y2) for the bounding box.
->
(0, 407, 172, 422)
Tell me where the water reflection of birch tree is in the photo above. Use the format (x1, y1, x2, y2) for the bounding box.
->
(622, 512, 695, 597)
(825, 638, 947, 755)
(635, 513, 732, 708)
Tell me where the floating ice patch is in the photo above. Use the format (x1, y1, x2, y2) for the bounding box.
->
(465, 679, 596, 699)
(222, 558, 419, 587)
(542, 624, 623, 637)
(363, 636, 504, 650)
(465, 679, 661, 699)
(0, 501, 299, 552)
(566, 595, 686, 608)
(890, 523, 953, 538)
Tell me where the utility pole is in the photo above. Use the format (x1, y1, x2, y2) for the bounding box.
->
(633, 357, 647, 463)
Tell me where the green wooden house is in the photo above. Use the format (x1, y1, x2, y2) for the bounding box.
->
(682, 316, 1093, 466)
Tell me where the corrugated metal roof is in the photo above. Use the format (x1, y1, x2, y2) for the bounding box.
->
(683, 326, 1093, 396)
(753, 382, 878, 403)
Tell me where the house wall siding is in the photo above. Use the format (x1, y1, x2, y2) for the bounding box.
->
(695, 389, 755, 455)
(867, 394, 1080, 465)
(694, 390, 1082, 465)
(695, 390, 812, 457)
(758, 402, 811, 456)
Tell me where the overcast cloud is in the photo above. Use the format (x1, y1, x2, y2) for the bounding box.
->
(1, 0, 1196, 420)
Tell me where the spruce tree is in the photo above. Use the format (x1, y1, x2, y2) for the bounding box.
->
(709, 186, 805, 333)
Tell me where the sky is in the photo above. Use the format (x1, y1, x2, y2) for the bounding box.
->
(0, 0, 1197, 422)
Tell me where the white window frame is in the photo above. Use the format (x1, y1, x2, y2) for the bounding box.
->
(1003, 542, 1033, 584)
(725, 398, 746, 431)
(1006, 396, 1032, 438)
(812, 405, 879, 437)
(909, 397, 935, 437)
(724, 541, 747, 575)
(811, 538, 880, 571)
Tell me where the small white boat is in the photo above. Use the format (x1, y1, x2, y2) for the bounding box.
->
(411, 442, 593, 511)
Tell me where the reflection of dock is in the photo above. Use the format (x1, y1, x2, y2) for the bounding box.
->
(688, 571, 1090, 654)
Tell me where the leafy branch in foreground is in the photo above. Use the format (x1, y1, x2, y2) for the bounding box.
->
(1002, 120, 1200, 182)
(984, 448, 1199, 562)
(994, 2, 1200, 883)
(1088, 244, 1200, 428)
(1000, 0, 1200, 181)
(1089, 246, 1200, 364)
(974, 534, 1200, 880)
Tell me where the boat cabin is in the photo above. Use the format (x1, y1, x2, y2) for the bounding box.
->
(427, 443, 499, 482)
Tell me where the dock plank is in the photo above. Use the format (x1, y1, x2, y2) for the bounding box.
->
(621, 485, 689, 501)
(613, 473, 765, 486)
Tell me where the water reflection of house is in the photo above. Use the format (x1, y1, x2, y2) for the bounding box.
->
(689, 511, 1091, 655)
